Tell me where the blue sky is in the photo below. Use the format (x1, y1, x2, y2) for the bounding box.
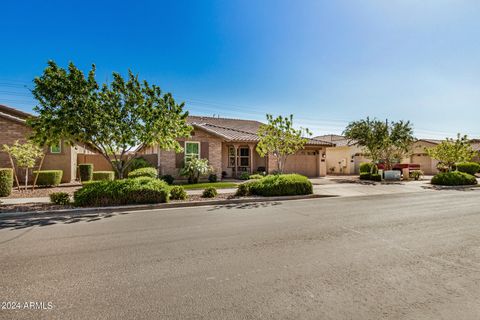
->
(1, 0, 479, 138)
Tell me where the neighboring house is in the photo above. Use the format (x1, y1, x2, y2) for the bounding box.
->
(315, 135, 444, 175)
(314, 135, 369, 175)
(139, 115, 333, 178)
(0, 104, 93, 183)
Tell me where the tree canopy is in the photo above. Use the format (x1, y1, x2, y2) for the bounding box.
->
(426, 134, 475, 172)
(28, 61, 192, 178)
(343, 118, 415, 170)
(256, 114, 311, 173)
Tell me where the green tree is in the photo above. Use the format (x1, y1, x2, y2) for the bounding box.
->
(426, 134, 475, 172)
(256, 114, 311, 173)
(344, 118, 415, 170)
(28, 61, 192, 178)
(3, 141, 43, 190)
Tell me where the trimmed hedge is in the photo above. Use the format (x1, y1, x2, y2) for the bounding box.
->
(202, 187, 218, 198)
(78, 163, 93, 182)
(360, 172, 381, 182)
(92, 171, 115, 181)
(170, 186, 187, 200)
(50, 192, 70, 205)
(33, 170, 63, 187)
(455, 162, 480, 175)
(239, 174, 312, 197)
(128, 167, 157, 179)
(431, 171, 478, 186)
(249, 174, 264, 180)
(0, 168, 13, 197)
(235, 183, 250, 196)
(74, 177, 170, 207)
(359, 162, 375, 174)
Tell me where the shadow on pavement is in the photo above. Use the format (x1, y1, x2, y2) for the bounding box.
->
(0, 212, 126, 230)
(208, 201, 282, 211)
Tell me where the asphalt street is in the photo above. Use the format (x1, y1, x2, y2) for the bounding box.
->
(1, 190, 480, 319)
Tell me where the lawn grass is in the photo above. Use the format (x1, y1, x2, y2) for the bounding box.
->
(179, 182, 237, 190)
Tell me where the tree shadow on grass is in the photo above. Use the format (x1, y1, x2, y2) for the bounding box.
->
(0, 212, 123, 231)
(207, 201, 282, 211)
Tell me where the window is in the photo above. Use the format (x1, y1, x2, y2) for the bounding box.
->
(239, 147, 250, 167)
(228, 147, 235, 167)
(50, 142, 61, 154)
(185, 141, 200, 162)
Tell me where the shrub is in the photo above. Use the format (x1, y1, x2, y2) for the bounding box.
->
(170, 186, 187, 200)
(126, 157, 153, 172)
(410, 170, 424, 181)
(33, 170, 63, 187)
(235, 183, 251, 196)
(128, 167, 157, 179)
(359, 162, 375, 173)
(50, 192, 70, 205)
(370, 173, 382, 182)
(249, 174, 264, 180)
(92, 171, 115, 181)
(78, 163, 93, 182)
(74, 177, 169, 207)
(208, 173, 218, 183)
(359, 172, 371, 180)
(160, 174, 175, 185)
(431, 171, 478, 186)
(246, 174, 312, 197)
(0, 168, 13, 197)
(239, 172, 250, 180)
(455, 162, 480, 175)
(202, 187, 218, 198)
(180, 158, 212, 184)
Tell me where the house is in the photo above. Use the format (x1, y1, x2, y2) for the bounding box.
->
(139, 115, 334, 179)
(0, 104, 93, 183)
(314, 134, 369, 175)
(314, 134, 443, 175)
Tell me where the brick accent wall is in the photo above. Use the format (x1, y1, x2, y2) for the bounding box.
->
(158, 128, 223, 180)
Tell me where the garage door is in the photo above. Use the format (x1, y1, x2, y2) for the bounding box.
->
(411, 155, 434, 175)
(283, 151, 318, 177)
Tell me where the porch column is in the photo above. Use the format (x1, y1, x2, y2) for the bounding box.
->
(234, 144, 239, 178)
(249, 144, 254, 174)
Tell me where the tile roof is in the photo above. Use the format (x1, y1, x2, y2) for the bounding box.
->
(189, 115, 333, 146)
(0, 104, 32, 124)
(313, 134, 354, 147)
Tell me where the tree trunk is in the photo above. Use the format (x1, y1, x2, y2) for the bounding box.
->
(7, 152, 20, 190)
(33, 153, 46, 190)
(25, 167, 28, 191)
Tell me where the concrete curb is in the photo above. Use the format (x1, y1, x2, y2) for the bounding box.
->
(423, 184, 480, 190)
(0, 194, 334, 220)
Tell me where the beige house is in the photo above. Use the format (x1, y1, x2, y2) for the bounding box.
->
(139, 116, 333, 179)
(0, 104, 93, 183)
(315, 134, 446, 175)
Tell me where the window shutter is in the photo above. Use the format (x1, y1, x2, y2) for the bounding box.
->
(201, 142, 209, 160)
(176, 141, 185, 168)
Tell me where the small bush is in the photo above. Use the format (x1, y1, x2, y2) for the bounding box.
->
(431, 171, 478, 186)
(455, 162, 480, 175)
(202, 187, 218, 198)
(74, 177, 170, 207)
(127, 157, 153, 172)
(370, 173, 382, 182)
(208, 173, 218, 183)
(359, 172, 371, 180)
(128, 167, 157, 179)
(0, 168, 13, 197)
(359, 162, 375, 173)
(78, 164, 93, 182)
(239, 172, 250, 180)
(246, 174, 312, 197)
(170, 186, 187, 200)
(410, 170, 424, 181)
(249, 174, 264, 180)
(160, 174, 175, 185)
(92, 171, 115, 181)
(33, 170, 63, 187)
(50, 192, 70, 205)
(235, 183, 251, 196)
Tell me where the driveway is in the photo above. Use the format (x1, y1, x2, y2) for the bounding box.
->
(2, 189, 480, 319)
